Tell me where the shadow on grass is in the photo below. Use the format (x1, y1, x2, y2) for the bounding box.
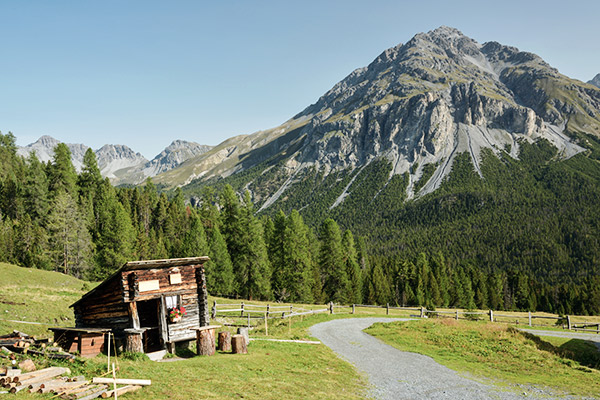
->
(517, 329, 600, 371)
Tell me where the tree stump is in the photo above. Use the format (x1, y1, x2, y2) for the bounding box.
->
(231, 334, 247, 354)
(236, 327, 249, 346)
(196, 329, 216, 356)
(124, 330, 143, 353)
(218, 331, 231, 352)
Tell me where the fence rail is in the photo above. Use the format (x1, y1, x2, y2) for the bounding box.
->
(211, 300, 598, 333)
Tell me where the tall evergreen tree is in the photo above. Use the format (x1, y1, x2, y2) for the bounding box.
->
(49, 143, 77, 196)
(342, 230, 362, 304)
(47, 190, 93, 276)
(319, 218, 350, 303)
(206, 224, 235, 296)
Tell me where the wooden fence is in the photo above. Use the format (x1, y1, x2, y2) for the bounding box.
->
(211, 300, 600, 333)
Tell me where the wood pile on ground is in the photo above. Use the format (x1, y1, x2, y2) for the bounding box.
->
(1, 365, 149, 398)
(0, 330, 76, 360)
(1, 331, 150, 399)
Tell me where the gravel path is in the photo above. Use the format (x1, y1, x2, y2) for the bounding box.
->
(310, 318, 587, 400)
(519, 329, 600, 350)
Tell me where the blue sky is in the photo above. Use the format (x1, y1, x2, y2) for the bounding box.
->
(2, 0, 599, 159)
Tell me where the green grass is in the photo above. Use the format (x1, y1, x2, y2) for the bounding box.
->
(0, 263, 367, 399)
(365, 318, 600, 398)
(0, 262, 95, 337)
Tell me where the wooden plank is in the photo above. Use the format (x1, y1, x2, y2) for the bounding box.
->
(101, 385, 142, 398)
(92, 378, 151, 386)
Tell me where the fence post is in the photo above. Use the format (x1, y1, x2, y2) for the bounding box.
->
(212, 301, 217, 319)
(352, 304, 355, 314)
(386, 303, 389, 315)
(329, 302, 334, 314)
(247, 314, 250, 330)
(567, 315, 572, 330)
(455, 310, 459, 320)
(420, 307, 425, 318)
(489, 310, 494, 322)
(265, 313, 268, 336)
(290, 305, 293, 315)
(241, 301, 245, 317)
(267, 304, 270, 318)
(528, 311, 532, 327)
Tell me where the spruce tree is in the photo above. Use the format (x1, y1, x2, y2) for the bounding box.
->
(206, 225, 235, 296)
(342, 230, 362, 304)
(319, 218, 350, 303)
(49, 143, 77, 196)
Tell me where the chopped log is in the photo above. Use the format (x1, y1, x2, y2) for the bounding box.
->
(92, 378, 152, 386)
(68, 384, 106, 399)
(38, 381, 88, 394)
(218, 331, 231, 352)
(101, 385, 142, 398)
(76, 385, 108, 400)
(7, 368, 21, 377)
(197, 329, 215, 356)
(236, 327, 249, 346)
(14, 367, 71, 384)
(231, 334, 247, 354)
(18, 359, 36, 372)
(68, 375, 86, 382)
(124, 330, 144, 353)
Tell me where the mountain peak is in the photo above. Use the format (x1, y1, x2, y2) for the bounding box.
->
(589, 73, 600, 88)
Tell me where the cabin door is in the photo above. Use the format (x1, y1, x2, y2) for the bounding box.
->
(137, 299, 163, 352)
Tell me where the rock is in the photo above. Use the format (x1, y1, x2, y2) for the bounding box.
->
(18, 359, 35, 372)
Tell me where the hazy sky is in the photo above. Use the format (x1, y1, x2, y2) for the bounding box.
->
(2, 0, 599, 159)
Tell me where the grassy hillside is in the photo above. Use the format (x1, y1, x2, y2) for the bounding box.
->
(0, 262, 93, 337)
(366, 319, 600, 398)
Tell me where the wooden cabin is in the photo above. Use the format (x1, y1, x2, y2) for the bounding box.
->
(69, 257, 210, 355)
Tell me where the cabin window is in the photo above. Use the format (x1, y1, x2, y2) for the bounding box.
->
(165, 295, 180, 309)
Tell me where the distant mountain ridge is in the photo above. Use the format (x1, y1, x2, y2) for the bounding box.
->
(17, 136, 212, 184)
(155, 26, 598, 208)
(590, 73, 600, 88)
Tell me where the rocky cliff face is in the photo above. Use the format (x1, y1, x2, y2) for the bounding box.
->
(95, 144, 148, 179)
(16, 135, 90, 171)
(142, 140, 212, 177)
(158, 26, 598, 208)
(590, 74, 600, 88)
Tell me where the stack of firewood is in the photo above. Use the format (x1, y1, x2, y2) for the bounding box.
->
(0, 330, 76, 360)
(1, 366, 148, 399)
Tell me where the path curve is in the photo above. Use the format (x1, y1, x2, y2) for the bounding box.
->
(310, 318, 578, 400)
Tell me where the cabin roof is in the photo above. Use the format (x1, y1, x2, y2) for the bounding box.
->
(70, 257, 210, 308)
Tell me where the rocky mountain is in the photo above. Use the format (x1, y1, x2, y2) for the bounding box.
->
(95, 144, 148, 179)
(17, 135, 90, 171)
(590, 73, 600, 88)
(17, 136, 211, 184)
(157, 26, 599, 208)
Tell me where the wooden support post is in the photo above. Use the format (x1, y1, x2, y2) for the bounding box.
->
(241, 302, 245, 317)
(247, 314, 250, 330)
(420, 307, 425, 318)
(290, 305, 293, 315)
(567, 315, 572, 330)
(386, 303, 389, 315)
(218, 331, 231, 352)
(266, 304, 270, 318)
(231, 335, 247, 354)
(211, 301, 217, 320)
(455, 310, 459, 320)
(288, 315, 291, 334)
(264, 313, 268, 336)
(489, 310, 494, 322)
(329, 302, 333, 314)
(528, 311, 532, 327)
(352, 304, 355, 314)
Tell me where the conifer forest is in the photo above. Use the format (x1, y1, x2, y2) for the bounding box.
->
(1, 131, 599, 315)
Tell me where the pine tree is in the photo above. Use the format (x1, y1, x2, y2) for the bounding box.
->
(367, 262, 391, 305)
(23, 152, 50, 224)
(342, 230, 362, 304)
(319, 218, 350, 303)
(47, 190, 93, 276)
(206, 225, 235, 296)
(49, 143, 78, 196)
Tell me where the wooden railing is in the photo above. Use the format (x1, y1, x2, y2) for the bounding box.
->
(211, 300, 599, 333)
